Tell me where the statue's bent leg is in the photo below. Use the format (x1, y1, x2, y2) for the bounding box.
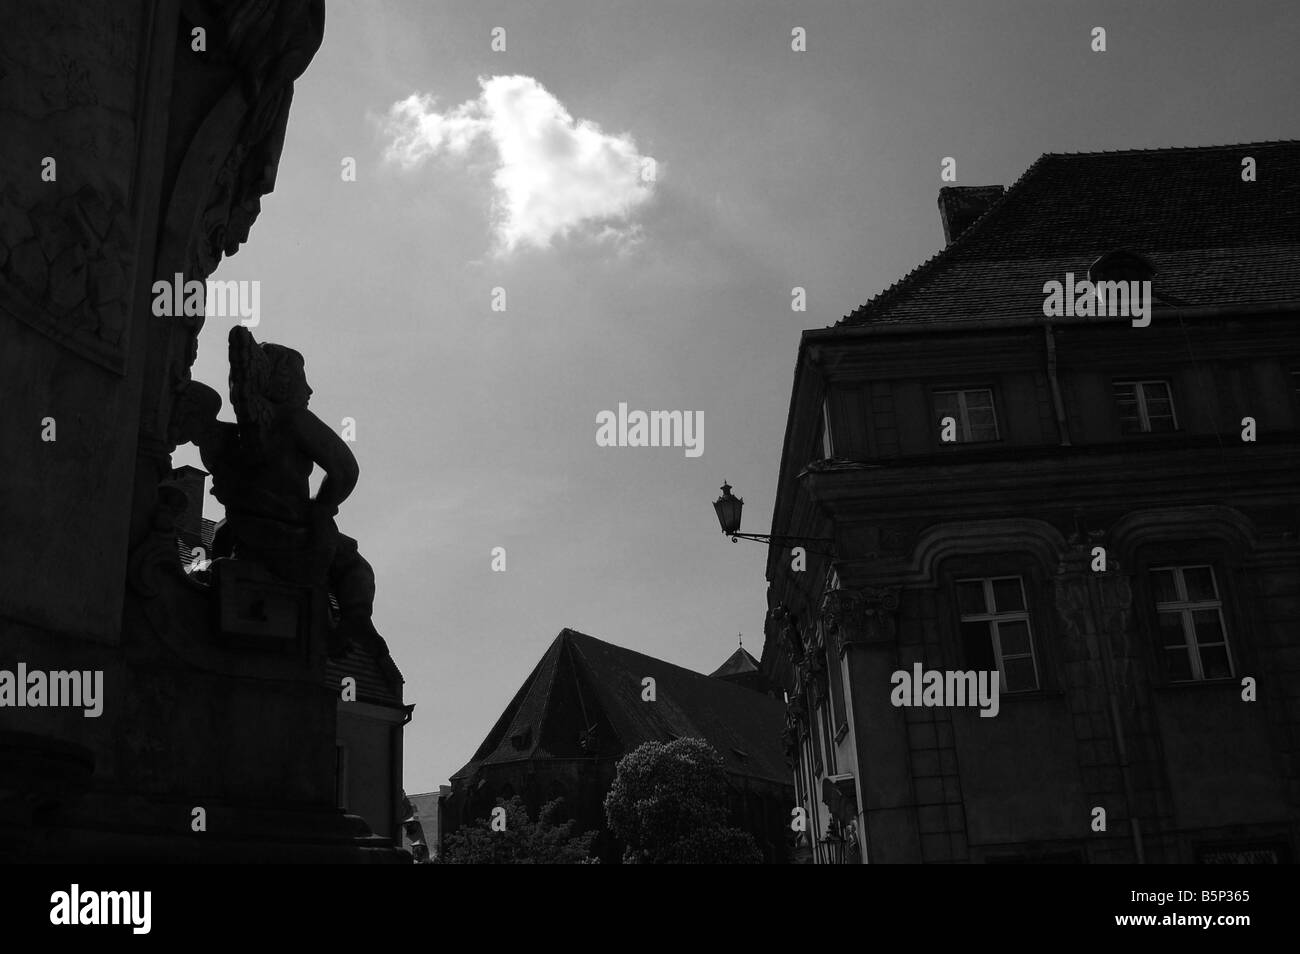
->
(328, 534, 390, 660)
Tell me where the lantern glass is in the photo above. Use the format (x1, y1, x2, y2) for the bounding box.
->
(713, 482, 744, 535)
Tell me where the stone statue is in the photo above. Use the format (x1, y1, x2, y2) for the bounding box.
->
(170, 326, 386, 659)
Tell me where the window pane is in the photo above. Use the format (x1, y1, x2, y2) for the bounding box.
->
(1200, 644, 1232, 680)
(1151, 569, 1179, 605)
(1141, 382, 1171, 406)
(992, 578, 1025, 613)
(957, 582, 987, 616)
(967, 410, 998, 441)
(1143, 397, 1171, 415)
(1183, 567, 1217, 602)
(1165, 646, 1193, 681)
(1003, 657, 1038, 692)
(998, 620, 1032, 656)
(1114, 383, 1141, 433)
(961, 621, 997, 671)
(1143, 383, 1175, 432)
(821, 401, 834, 458)
(1146, 412, 1176, 433)
(934, 392, 959, 420)
(1157, 611, 1186, 648)
(964, 390, 994, 410)
(1192, 610, 1224, 646)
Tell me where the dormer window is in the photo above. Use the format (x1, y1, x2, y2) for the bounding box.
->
(1114, 380, 1176, 434)
(934, 388, 999, 443)
(1088, 248, 1157, 285)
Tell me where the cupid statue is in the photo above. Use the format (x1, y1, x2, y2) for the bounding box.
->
(170, 327, 387, 659)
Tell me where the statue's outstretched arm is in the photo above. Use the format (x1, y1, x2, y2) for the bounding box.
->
(288, 406, 359, 516)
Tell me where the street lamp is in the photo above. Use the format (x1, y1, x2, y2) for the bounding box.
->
(711, 481, 836, 557)
(818, 818, 859, 864)
(712, 481, 744, 536)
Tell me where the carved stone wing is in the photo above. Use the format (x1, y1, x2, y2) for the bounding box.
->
(228, 325, 274, 439)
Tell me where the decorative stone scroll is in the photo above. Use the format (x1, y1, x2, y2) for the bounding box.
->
(1053, 549, 1134, 641)
(820, 586, 901, 647)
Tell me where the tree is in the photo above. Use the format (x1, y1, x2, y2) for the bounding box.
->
(603, 738, 762, 864)
(436, 796, 598, 864)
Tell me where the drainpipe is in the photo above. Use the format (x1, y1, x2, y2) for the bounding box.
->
(1042, 324, 1071, 447)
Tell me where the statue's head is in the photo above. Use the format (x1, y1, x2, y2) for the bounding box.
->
(228, 326, 312, 414)
(262, 343, 312, 408)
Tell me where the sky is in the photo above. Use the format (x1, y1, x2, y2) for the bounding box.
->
(173, 0, 1300, 793)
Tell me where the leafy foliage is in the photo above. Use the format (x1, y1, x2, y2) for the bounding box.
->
(436, 796, 598, 864)
(603, 738, 762, 864)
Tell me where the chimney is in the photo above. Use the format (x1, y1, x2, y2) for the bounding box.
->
(938, 185, 1004, 245)
(168, 464, 208, 547)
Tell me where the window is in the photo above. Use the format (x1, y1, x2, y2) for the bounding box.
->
(819, 398, 834, 459)
(820, 701, 837, 774)
(1151, 565, 1234, 681)
(826, 646, 848, 739)
(822, 572, 849, 737)
(1114, 380, 1176, 433)
(934, 388, 999, 442)
(810, 695, 824, 776)
(956, 576, 1039, 692)
(335, 743, 348, 810)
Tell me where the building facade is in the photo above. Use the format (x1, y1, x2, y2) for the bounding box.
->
(762, 142, 1300, 863)
(328, 644, 410, 846)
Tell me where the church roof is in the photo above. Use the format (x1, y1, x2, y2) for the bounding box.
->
(452, 629, 789, 786)
(710, 646, 761, 678)
(839, 140, 1300, 328)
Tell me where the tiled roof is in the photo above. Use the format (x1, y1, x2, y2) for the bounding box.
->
(841, 141, 1300, 327)
(710, 647, 760, 678)
(326, 641, 404, 708)
(452, 629, 790, 786)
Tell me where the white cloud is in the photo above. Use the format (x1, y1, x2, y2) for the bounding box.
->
(384, 75, 657, 254)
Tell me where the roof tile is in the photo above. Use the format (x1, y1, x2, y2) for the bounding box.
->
(841, 141, 1300, 327)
